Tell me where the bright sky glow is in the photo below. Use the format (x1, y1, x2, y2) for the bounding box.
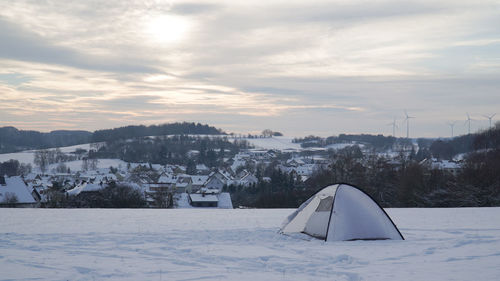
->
(0, 0, 499, 137)
(145, 15, 190, 44)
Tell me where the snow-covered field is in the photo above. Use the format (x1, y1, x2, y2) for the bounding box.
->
(243, 137, 302, 151)
(1, 208, 500, 281)
(0, 143, 92, 165)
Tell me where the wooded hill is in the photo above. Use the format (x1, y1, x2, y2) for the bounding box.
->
(0, 122, 225, 153)
(0, 127, 91, 153)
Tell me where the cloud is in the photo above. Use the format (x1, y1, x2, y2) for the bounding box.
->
(170, 2, 221, 14)
(0, 0, 499, 137)
(0, 17, 158, 73)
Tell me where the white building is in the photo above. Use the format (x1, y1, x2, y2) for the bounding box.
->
(0, 176, 39, 207)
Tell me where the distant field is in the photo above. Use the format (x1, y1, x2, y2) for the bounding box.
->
(1, 208, 499, 280)
(0, 136, 303, 169)
(0, 143, 92, 165)
(243, 137, 302, 150)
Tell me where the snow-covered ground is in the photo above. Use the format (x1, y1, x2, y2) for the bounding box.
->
(0, 143, 92, 165)
(0, 143, 126, 172)
(243, 137, 302, 151)
(1, 208, 499, 280)
(47, 159, 128, 172)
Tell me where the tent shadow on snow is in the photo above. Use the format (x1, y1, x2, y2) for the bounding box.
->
(280, 183, 404, 241)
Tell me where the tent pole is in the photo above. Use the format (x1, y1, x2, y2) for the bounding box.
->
(324, 184, 341, 242)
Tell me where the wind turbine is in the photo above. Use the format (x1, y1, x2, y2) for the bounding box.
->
(447, 121, 457, 138)
(387, 117, 398, 137)
(483, 113, 496, 129)
(403, 110, 415, 139)
(465, 113, 474, 135)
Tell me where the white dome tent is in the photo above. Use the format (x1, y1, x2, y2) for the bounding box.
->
(280, 183, 404, 241)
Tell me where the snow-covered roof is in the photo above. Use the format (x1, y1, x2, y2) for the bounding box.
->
(176, 176, 192, 187)
(24, 173, 38, 181)
(191, 175, 209, 186)
(199, 188, 220, 194)
(217, 193, 233, 209)
(287, 158, 306, 165)
(230, 158, 246, 173)
(239, 171, 257, 183)
(158, 173, 177, 184)
(189, 193, 219, 203)
(294, 164, 315, 175)
(196, 164, 209, 171)
(209, 170, 233, 181)
(432, 160, 461, 170)
(67, 182, 104, 196)
(0, 176, 36, 204)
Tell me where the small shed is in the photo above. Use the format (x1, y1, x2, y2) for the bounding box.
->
(189, 193, 219, 207)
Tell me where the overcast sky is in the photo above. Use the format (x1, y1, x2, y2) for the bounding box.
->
(1, 0, 499, 137)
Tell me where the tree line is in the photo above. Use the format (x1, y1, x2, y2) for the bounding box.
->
(0, 127, 91, 153)
(0, 122, 225, 153)
(43, 182, 146, 208)
(92, 135, 250, 168)
(91, 122, 225, 143)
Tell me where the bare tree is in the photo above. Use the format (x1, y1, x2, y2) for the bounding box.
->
(55, 163, 68, 174)
(81, 158, 89, 171)
(89, 158, 99, 170)
(262, 129, 273, 138)
(34, 149, 49, 174)
(1, 192, 19, 207)
(152, 188, 171, 208)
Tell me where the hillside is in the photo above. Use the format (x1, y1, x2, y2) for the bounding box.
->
(91, 122, 225, 142)
(0, 127, 92, 153)
(0, 122, 225, 153)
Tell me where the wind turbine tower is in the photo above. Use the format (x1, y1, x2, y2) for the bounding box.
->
(404, 110, 415, 139)
(447, 121, 457, 138)
(388, 117, 398, 137)
(465, 113, 473, 135)
(484, 113, 496, 129)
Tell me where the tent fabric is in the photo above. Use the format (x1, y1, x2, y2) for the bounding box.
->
(280, 183, 404, 241)
(280, 185, 337, 238)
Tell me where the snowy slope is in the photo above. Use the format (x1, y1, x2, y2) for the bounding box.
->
(243, 137, 302, 151)
(0, 143, 92, 165)
(0, 151, 35, 165)
(1, 208, 500, 281)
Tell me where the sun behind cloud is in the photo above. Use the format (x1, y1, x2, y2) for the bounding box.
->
(145, 15, 190, 44)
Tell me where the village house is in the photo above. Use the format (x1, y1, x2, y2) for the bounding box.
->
(175, 176, 193, 193)
(235, 170, 258, 187)
(204, 170, 233, 192)
(146, 172, 176, 201)
(195, 164, 210, 174)
(190, 175, 209, 193)
(187, 191, 233, 208)
(66, 181, 105, 196)
(0, 176, 39, 207)
(189, 192, 219, 207)
(419, 158, 463, 176)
